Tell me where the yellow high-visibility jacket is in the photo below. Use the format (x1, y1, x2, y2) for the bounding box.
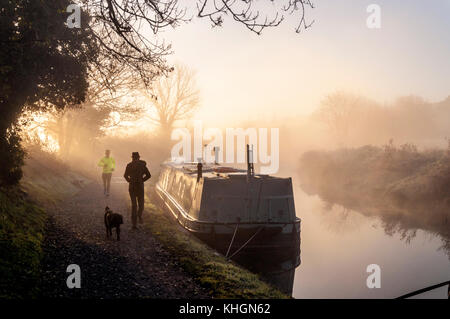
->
(98, 157, 115, 174)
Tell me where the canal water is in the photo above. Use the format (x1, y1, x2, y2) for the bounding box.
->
(291, 184, 449, 299)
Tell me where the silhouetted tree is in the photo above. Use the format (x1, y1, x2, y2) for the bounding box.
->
(144, 64, 200, 136)
(25, 61, 145, 159)
(0, 0, 97, 184)
(78, 0, 315, 87)
(314, 91, 362, 146)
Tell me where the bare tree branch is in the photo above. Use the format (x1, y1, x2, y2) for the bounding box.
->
(75, 0, 315, 86)
(143, 63, 200, 133)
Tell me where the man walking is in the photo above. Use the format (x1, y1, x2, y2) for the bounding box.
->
(123, 152, 151, 229)
(98, 149, 115, 196)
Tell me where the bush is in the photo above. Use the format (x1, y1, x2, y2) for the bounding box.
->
(0, 187, 46, 298)
(0, 131, 25, 186)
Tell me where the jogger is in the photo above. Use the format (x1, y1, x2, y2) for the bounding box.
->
(98, 149, 115, 196)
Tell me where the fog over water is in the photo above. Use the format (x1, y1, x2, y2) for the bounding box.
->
(275, 124, 450, 298)
(291, 186, 449, 299)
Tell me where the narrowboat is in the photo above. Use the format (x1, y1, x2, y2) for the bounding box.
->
(154, 147, 301, 293)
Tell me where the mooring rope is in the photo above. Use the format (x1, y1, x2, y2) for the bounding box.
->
(225, 223, 240, 258)
(227, 226, 264, 261)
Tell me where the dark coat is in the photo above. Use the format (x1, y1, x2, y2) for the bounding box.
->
(124, 159, 151, 187)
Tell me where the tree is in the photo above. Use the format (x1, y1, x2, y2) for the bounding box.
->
(314, 91, 362, 145)
(24, 60, 145, 159)
(0, 0, 97, 184)
(144, 64, 200, 136)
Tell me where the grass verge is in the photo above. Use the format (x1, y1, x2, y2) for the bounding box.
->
(0, 147, 92, 299)
(0, 186, 46, 299)
(142, 194, 289, 299)
(21, 147, 91, 206)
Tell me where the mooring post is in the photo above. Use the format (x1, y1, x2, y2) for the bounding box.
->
(246, 144, 254, 179)
(197, 162, 202, 182)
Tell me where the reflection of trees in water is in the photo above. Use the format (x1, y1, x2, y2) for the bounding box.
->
(382, 221, 417, 244)
(377, 212, 449, 258)
(322, 201, 450, 259)
(318, 203, 369, 234)
(298, 146, 450, 259)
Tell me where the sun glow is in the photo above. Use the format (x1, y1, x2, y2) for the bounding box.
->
(20, 111, 60, 153)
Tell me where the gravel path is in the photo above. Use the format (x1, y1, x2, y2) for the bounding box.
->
(40, 177, 209, 298)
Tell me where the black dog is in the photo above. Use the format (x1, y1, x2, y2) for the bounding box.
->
(104, 206, 123, 240)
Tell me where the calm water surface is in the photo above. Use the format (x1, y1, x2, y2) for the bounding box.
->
(291, 184, 450, 299)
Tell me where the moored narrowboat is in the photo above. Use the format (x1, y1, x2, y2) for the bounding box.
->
(155, 152, 301, 267)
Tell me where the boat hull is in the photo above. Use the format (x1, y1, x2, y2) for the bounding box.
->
(154, 162, 302, 294)
(155, 183, 300, 264)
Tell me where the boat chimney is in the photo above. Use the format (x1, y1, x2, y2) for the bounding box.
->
(247, 144, 255, 178)
(197, 158, 203, 182)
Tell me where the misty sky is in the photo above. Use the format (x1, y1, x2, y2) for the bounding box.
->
(160, 0, 450, 125)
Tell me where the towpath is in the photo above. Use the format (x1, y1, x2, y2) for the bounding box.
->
(39, 177, 208, 298)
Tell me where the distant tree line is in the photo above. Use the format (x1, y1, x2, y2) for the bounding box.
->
(314, 91, 450, 147)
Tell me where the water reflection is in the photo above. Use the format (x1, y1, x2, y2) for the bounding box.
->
(292, 187, 449, 299)
(232, 249, 301, 295)
(300, 185, 450, 259)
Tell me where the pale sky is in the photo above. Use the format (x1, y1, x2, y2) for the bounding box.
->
(157, 0, 450, 126)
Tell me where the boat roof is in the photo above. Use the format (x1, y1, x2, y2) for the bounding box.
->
(161, 162, 278, 179)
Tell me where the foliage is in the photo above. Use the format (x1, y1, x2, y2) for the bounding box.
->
(0, 129, 25, 185)
(21, 55, 148, 162)
(0, 186, 47, 299)
(0, 145, 93, 299)
(0, 0, 97, 185)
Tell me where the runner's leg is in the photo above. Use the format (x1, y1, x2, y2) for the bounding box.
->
(106, 173, 112, 194)
(102, 173, 107, 194)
